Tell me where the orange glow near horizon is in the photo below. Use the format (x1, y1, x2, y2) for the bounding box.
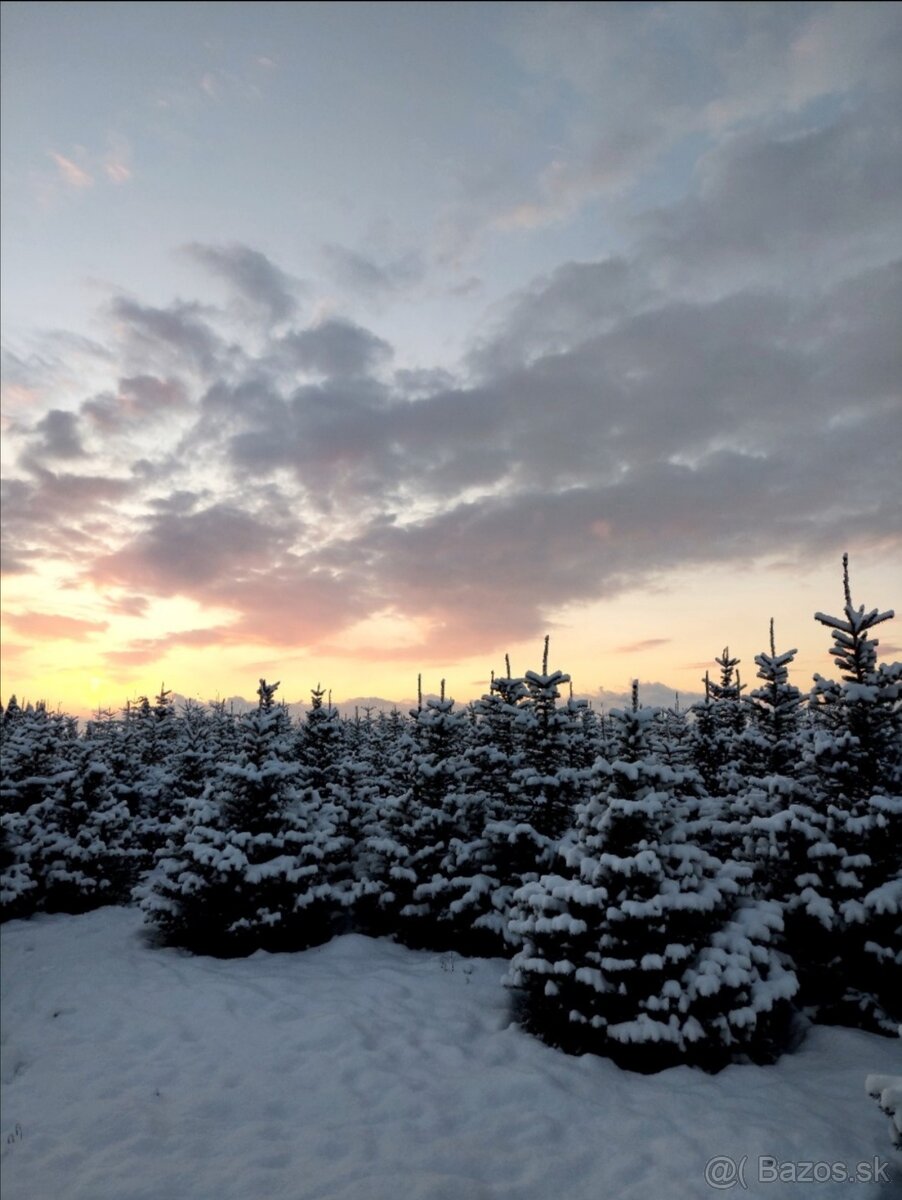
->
(3, 555, 899, 721)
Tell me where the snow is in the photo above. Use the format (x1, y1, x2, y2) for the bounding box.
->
(866, 1073, 902, 1148)
(2, 907, 900, 1200)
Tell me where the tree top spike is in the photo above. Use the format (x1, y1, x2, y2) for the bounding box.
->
(842, 551, 852, 607)
(542, 634, 549, 675)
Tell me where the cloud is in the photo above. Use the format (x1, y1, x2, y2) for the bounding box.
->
(468, 257, 656, 374)
(594, 681, 704, 711)
(184, 242, 300, 323)
(636, 107, 902, 292)
(436, 3, 902, 255)
(279, 318, 392, 379)
(102, 626, 231, 670)
(0, 642, 29, 661)
(104, 160, 131, 184)
(616, 638, 672, 655)
(49, 151, 93, 189)
(320, 244, 425, 301)
(1, 471, 131, 572)
(6, 233, 899, 670)
(4, 612, 109, 640)
(104, 594, 149, 618)
(102, 134, 133, 184)
(3, 8, 900, 680)
(92, 503, 300, 594)
(47, 138, 133, 194)
(82, 374, 189, 432)
(1, 333, 114, 407)
(109, 296, 226, 377)
(24, 409, 86, 461)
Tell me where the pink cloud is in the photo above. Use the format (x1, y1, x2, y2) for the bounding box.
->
(616, 637, 672, 654)
(103, 135, 132, 184)
(0, 641, 30, 660)
(4, 612, 109, 640)
(103, 627, 231, 671)
(104, 159, 132, 184)
(49, 151, 93, 189)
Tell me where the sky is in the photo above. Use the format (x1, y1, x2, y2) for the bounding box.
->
(1, 0, 900, 718)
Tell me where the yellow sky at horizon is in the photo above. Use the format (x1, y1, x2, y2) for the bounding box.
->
(3, 553, 899, 720)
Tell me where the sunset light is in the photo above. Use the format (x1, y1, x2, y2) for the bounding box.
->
(2, 3, 900, 719)
(2, 7, 901, 1199)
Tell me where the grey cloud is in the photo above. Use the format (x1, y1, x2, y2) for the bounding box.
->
(315, 421, 899, 660)
(447, 276, 482, 298)
(184, 242, 300, 323)
(167, 255, 900, 557)
(4, 94, 900, 669)
(321, 244, 425, 300)
(279, 318, 392, 379)
(92, 503, 300, 593)
(27, 408, 86, 460)
(147, 489, 207, 514)
(83, 375, 188, 431)
(394, 367, 456, 398)
(1, 332, 114, 405)
(595, 682, 705, 711)
(226, 380, 404, 506)
(636, 106, 902, 289)
(111, 296, 224, 375)
(495, 2, 902, 233)
(468, 257, 656, 375)
(1, 470, 131, 571)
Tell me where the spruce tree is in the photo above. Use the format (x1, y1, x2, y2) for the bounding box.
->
(798, 556, 901, 1032)
(143, 680, 320, 955)
(508, 685, 798, 1071)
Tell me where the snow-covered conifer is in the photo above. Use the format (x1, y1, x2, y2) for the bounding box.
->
(508, 686, 798, 1071)
(142, 680, 321, 955)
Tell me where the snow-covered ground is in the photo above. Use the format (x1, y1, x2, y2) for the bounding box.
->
(2, 908, 899, 1200)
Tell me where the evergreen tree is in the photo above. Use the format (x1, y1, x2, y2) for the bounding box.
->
(351, 706, 420, 937)
(2, 704, 135, 917)
(744, 621, 806, 777)
(294, 684, 356, 924)
(516, 638, 586, 840)
(507, 686, 797, 1072)
(142, 680, 322, 955)
(690, 649, 747, 797)
(390, 681, 474, 948)
(810, 554, 900, 800)
(797, 556, 901, 1033)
